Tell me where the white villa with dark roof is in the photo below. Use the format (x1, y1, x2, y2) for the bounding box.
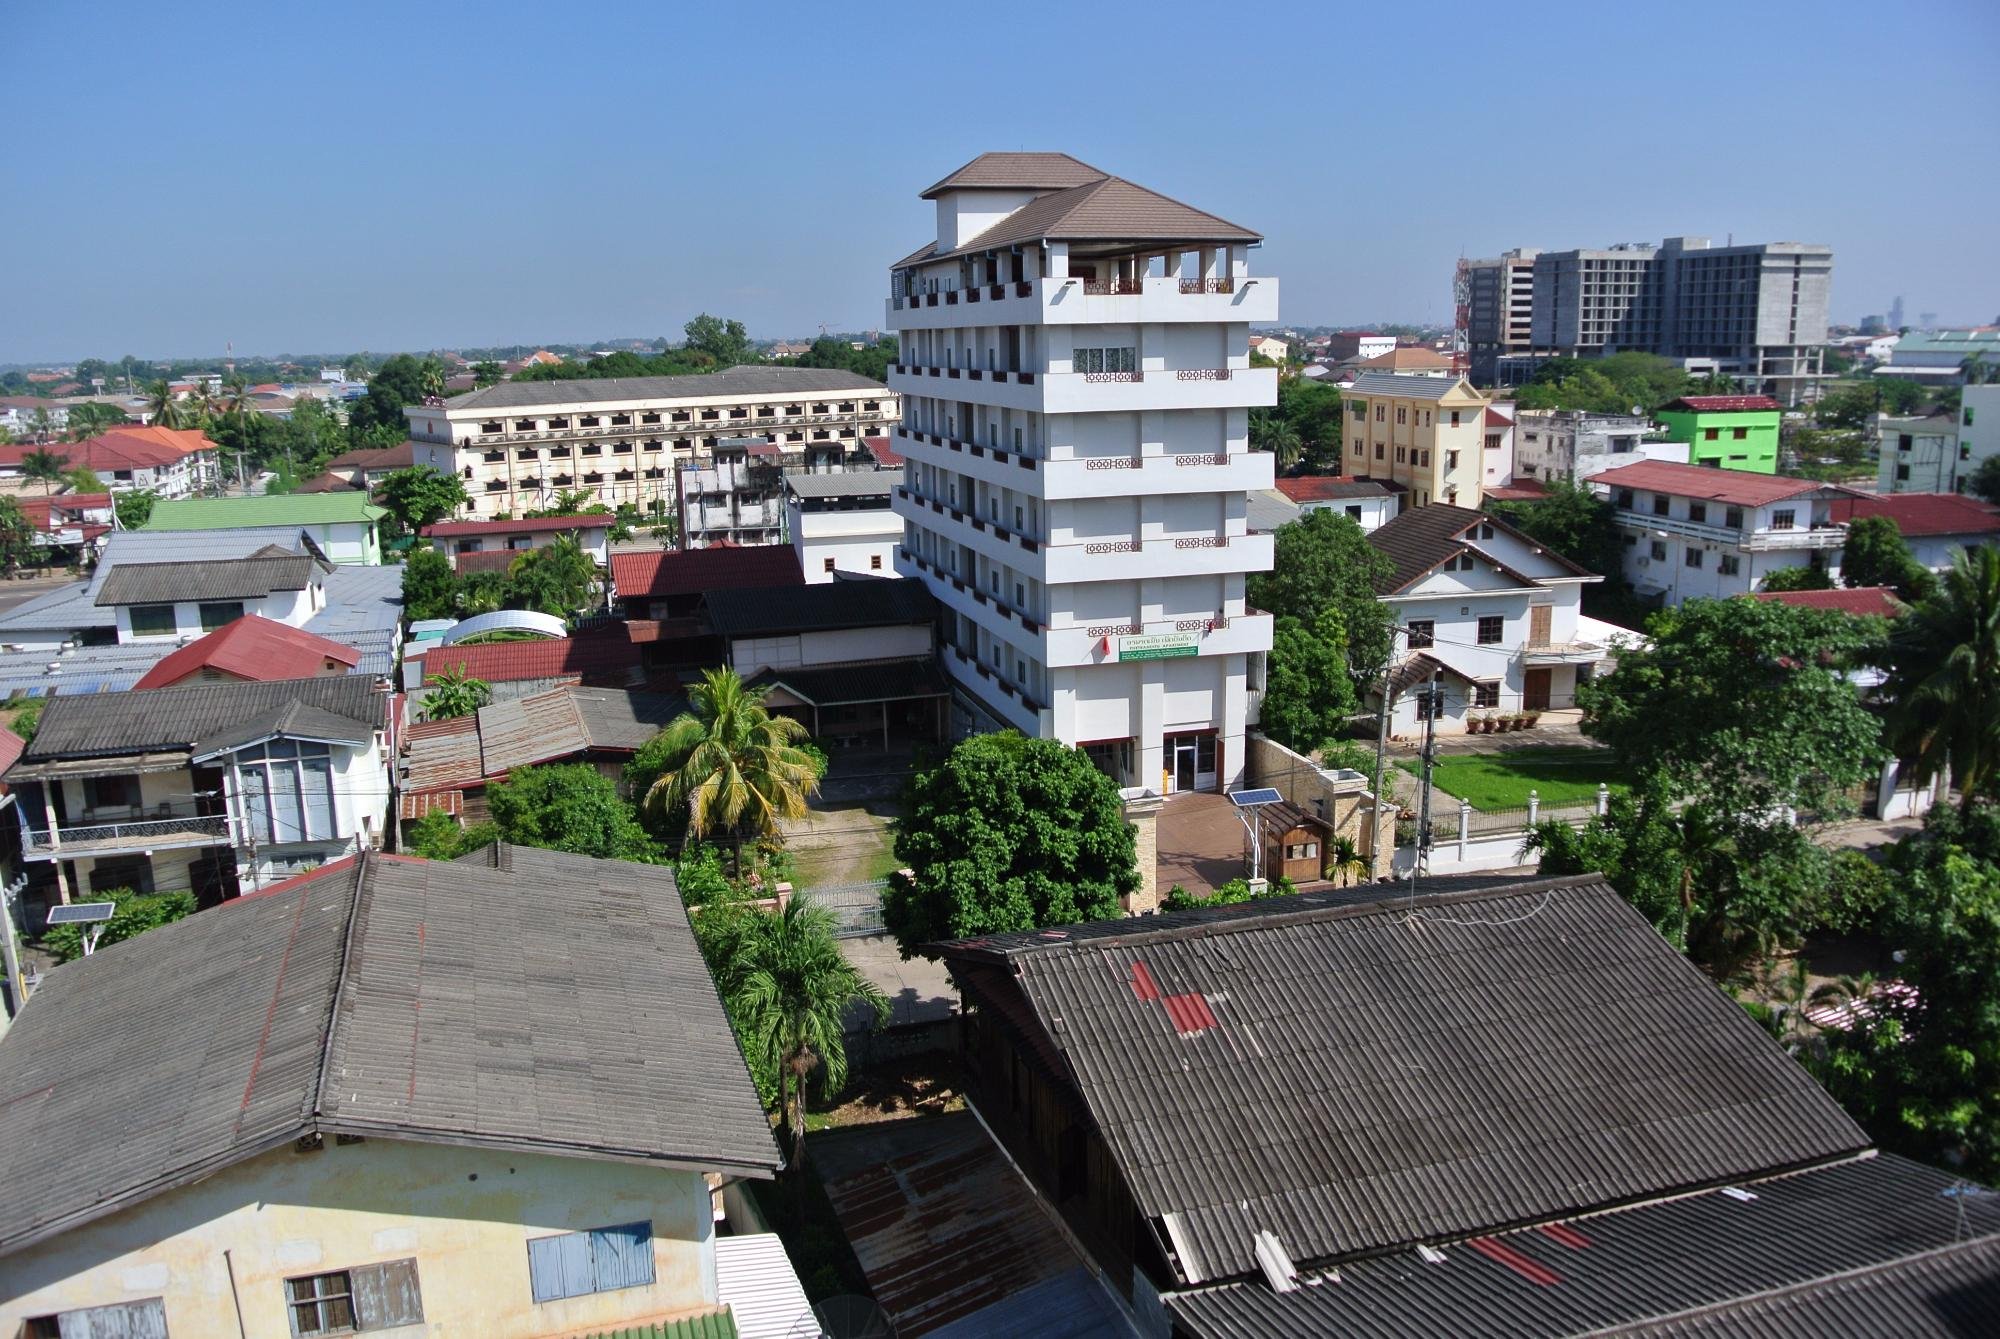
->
(885, 152, 1277, 795)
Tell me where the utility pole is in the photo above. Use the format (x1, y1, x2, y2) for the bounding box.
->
(1412, 670, 1443, 887)
(1368, 628, 1405, 874)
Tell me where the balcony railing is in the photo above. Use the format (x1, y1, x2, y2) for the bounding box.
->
(23, 813, 232, 857)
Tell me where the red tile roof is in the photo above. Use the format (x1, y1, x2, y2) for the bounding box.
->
(1753, 587, 1906, 618)
(16, 493, 113, 529)
(133, 616, 363, 690)
(451, 549, 522, 575)
(1486, 480, 1550, 501)
(1827, 491, 2000, 538)
(611, 544, 803, 600)
(1357, 347, 1455, 371)
(293, 471, 358, 494)
(1484, 406, 1514, 428)
(1660, 395, 1782, 414)
(0, 426, 216, 471)
(864, 435, 904, 467)
(1273, 475, 1397, 503)
(322, 442, 415, 473)
(0, 725, 23, 797)
(1591, 460, 1827, 508)
(415, 628, 641, 685)
(424, 514, 615, 539)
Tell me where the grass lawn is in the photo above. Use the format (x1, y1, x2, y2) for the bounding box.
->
(786, 804, 902, 887)
(1397, 746, 1627, 811)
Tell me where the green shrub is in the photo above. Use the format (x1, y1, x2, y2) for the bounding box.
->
(41, 889, 196, 962)
(1162, 875, 1297, 912)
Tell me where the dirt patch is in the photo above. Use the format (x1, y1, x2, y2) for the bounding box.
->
(811, 1053, 966, 1129)
(784, 800, 903, 887)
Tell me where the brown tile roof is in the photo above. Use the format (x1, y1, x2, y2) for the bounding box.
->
(1592, 460, 1829, 508)
(1661, 395, 1783, 413)
(901, 174, 1261, 268)
(919, 151, 1108, 199)
(1273, 475, 1397, 503)
(1753, 586, 1906, 618)
(1357, 347, 1456, 372)
(1367, 503, 1598, 593)
(1827, 491, 2000, 538)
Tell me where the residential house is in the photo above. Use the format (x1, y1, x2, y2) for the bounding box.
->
(132, 615, 362, 689)
(1754, 585, 1906, 618)
(422, 513, 615, 570)
(1247, 334, 1289, 364)
(399, 685, 683, 832)
(884, 151, 1278, 794)
(704, 579, 950, 749)
(612, 544, 804, 621)
(787, 469, 903, 581)
(1366, 504, 1604, 733)
(297, 441, 416, 494)
(1592, 459, 1846, 605)
(931, 874, 2000, 1336)
(1270, 476, 1399, 530)
(3, 674, 393, 909)
(95, 544, 331, 644)
(1654, 394, 1783, 473)
(1338, 346, 1456, 380)
(0, 844, 786, 1339)
(1876, 411, 1969, 494)
(0, 397, 68, 439)
(15, 492, 113, 563)
(1510, 409, 1658, 483)
(0, 426, 218, 497)
(1341, 373, 1492, 509)
(406, 626, 650, 700)
(1828, 490, 2000, 572)
(1321, 331, 1396, 363)
(1481, 403, 1515, 489)
(143, 492, 387, 565)
(1955, 383, 2000, 487)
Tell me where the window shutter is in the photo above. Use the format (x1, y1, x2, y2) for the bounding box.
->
(527, 1234, 571, 1303)
(351, 1259, 424, 1329)
(588, 1221, 656, 1292)
(58, 1300, 169, 1339)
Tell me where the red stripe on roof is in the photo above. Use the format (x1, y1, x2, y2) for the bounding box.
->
(1163, 992, 1218, 1034)
(1468, 1236, 1561, 1285)
(423, 514, 615, 538)
(1131, 959, 1161, 1002)
(1538, 1222, 1591, 1250)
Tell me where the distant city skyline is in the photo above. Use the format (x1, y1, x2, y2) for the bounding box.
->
(2, 0, 1996, 365)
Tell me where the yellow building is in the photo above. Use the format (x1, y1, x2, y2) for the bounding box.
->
(0, 846, 786, 1339)
(1341, 372, 1491, 509)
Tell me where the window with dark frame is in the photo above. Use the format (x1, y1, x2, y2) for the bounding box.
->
(287, 1259, 423, 1334)
(1407, 620, 1435, 648)
(1477, 615, 1503, 644)
(1474, 681, 1500, 708)
(127, 604, 178, 637)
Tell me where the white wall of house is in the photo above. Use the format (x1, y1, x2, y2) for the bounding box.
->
(728, 624, 931, 675)
(448, 525, 611, 566)
(1877, 416, 1962, 493)
(112, 584, 323, 643)
(790, 505, 901, 583)
(1296, 495, 1398, 531)
(0, 1139, 719, 1339)
(1602, 482, 1838, 606)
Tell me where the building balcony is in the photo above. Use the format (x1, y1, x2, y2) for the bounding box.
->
(886, 273, 1280, 330)
(941, 644, 1046, 732)
(890, 427, 1272, 499)
(885, 365, 1276, 415)
(1615, 510, 1846, 552)
(22, 812, 233, 861)
(1520, 640, 1608, 667)
(1042, 531, 1273, 584)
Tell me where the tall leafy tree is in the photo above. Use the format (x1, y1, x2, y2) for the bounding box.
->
(401, 545, 458, 620)
(1967, 453, 2000, 506)
(143, 378, 189, 429)
(1759, 563, 1835, 593)
(1248, 412, 1302, 468)
(485, 762, 660, 861)
(113, 489, 158, 530)
(635, 668, 821, 863)
(1578, 597, 1886, 820)
(1487, 480, 1624, 585)
(714, 898, 887, 1170)
(1246, 509, 1396, 682)
(682, 313, 754, 365)
(0, 497, 41, 574)
(65, 401, 124, 439)
(1259, 608, 1358, 753)
(1881, 545, 2000, 809)
(503, 535, 598, 617)
(1840, 515, 1935, 602)
(378, 465, 469, 533)
(885, 733, 1138, 959)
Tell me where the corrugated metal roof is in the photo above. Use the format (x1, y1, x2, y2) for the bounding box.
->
(1166, 1155, 2000, 1338)
(1591, 460, 1830, 507)
(714, 1234, 815, 1339)
(783, 469, 902, 499)
(94, 552, 325, 606)
(446, 365, 888, 412)
(18, 674, 382, 762)
(0, 846, 780, 1257)
(423, 513, 616, 538)
(403, 686, 685, 792)
(612, 545, 804, 601)
(1347, 372, 1481, 402)
(133, 615, 362, 689)
(935, 876, 1870, 1287)
(1829, 490, 2000, 537)
(143, 492, 386, 530)
(416, 629, 642, 685)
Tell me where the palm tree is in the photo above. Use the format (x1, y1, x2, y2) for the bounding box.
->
(144, 379, 188, 429)
(1250, 412, 1303, 469)
(641, 668, 822, 867)
(420, 666, 492, 722)
(727, 897, 887, 1170)
(225, 371, 255, 419)
(1882, 546, 2000, 810)
(65, 402, 121, 440)
(20, 449, 68, 496)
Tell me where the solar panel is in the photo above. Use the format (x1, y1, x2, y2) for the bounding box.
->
(1229, 787, 1284, 808)
(45, 902, 117, 925)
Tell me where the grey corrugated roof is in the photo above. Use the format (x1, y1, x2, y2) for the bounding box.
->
(0, 641, 181, 695)
(910, 175, 1262, 267)
(84, 527, 321, 599)
(18, 674, 381, 762)
(783, 469, 902, 500)
(936, 875, 1869, 1287)
(0, 580, 114, 635)
(191, 699, 377, 758)
(444, 365, 889, 412)
(1166, 1155, 2000, 1339)
(403, 686, 684, 793)
(1366, 503, 1599, 594)
(1245, 489, 1300, 533)
(1347, 371, 1478, 401)
(704, 577, 934, 639)
(0, 846, 779, 1256)
(94, 551, 326, 606)
(920, 151, 1109, 199)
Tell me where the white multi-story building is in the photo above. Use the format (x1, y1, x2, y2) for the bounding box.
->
(404, 368, 899, 521)
(885, 153, 1277, 793)
(787, 470, 903, 582)
(1591, 460, 1846, 605)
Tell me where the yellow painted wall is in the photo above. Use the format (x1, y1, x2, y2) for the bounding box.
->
(0, 1137, 718, 1337)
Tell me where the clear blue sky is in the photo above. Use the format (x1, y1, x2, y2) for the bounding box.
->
(4, 0, 1996, 363)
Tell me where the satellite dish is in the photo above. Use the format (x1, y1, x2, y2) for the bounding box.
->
(812, 1295, 894, 1339)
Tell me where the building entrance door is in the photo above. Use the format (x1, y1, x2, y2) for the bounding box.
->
(1524, 667, 1553, 713)
(1166, 732, 1218, 793)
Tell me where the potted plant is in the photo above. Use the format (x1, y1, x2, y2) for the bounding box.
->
(1509, 711, 1528, 731)
(1523, 709, 1542, 729)
(1492, 713, 1510, 733)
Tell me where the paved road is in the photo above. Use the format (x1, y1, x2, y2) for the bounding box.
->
(0, 575, 78, 618)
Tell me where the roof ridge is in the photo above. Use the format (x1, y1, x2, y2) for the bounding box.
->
(308, 852, 374, 1126)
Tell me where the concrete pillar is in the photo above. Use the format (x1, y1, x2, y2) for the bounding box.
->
(1527, 789, 1540, 827)
(1457, 799, 1471, 862)
(1596, 783, 1610, 816)
(1124, 791, 1164, 916)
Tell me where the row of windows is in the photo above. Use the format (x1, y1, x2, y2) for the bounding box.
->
(27, 1221, 658, 1338)
(1349, 402, 1469, 429)
(1631, 534, 1743, 575)
(479, 403, 879, 432)
(128, 600, 246, 637)
(1701, 426, 1754, 441)
(1405, 615, 1505, 648)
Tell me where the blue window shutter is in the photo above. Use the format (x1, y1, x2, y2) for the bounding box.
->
(588, 1221, 656, 1292)
(558, 1230, 596, 1298)
(528, 1233, 574, 1303)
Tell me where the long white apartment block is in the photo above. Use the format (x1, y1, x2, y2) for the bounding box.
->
(886, 153, 1277, 794)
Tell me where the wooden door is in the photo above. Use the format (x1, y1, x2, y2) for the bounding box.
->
(1524, 668, 1553, 712)
(1529, 604, 1553, 648)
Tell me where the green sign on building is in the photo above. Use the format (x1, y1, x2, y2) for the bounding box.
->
(1119, 632, 1200, 660)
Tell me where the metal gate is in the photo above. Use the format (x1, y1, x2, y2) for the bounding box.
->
(802, 879, 888, 939)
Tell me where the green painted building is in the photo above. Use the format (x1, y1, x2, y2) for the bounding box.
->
(1654, 395, 1783, 474)
(142, 492, 388, 564)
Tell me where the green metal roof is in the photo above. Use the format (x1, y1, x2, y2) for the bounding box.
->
(142, 493, 388, 530)
(573, 1311, 739, 1339)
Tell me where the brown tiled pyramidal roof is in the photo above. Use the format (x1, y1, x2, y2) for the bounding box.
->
(919, 151, 1109, 198)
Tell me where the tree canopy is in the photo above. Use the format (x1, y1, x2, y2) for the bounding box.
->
(1512, 352, 1690, 414)
(1246, 509, 1396, 682)
(1248, 375, 1343, 472)
(1840, 515, 1935, 602)
(420, 666, 491, 722)
(378, 465, 469, 533)
(885, 733, 1138, 958)
(1487, 479, 1624, 585)
(1578, 596, 1886, 820)
(1881, 545, 2000, 808)
(1759, 563, 1835, 593)
(1259, 609, 1358, 753)
(633, 667, 822, 861)
(401, 545, 458, 621)
(485, 762, 660, 862)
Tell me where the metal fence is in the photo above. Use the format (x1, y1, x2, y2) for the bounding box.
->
(801, 879, 889, 939)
